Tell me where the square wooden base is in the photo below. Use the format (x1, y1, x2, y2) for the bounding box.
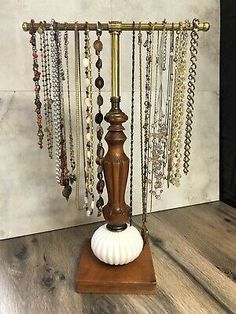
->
(75, 238, 156, 294)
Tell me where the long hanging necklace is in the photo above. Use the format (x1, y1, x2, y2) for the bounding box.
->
(59, 26, 72, 200)
(62, 30, 76, 199)
(64, 28, 76, 188)
(149, 21, 168, 200)
(50, 20, 70, 199)
(183, 19, 200, 175)
(83, 23, 95, 215)
(138, 23, 145, 230)
(141, 26, 153, 242)
(167, 25, 188, 187)
(129, 21, 135, 225)
(165, 25, 175, 187)
(93, 22, 105, 217)
(44, 23, 54, 158)
(38, 22, 53, 159)
(149, 28, 160, 208)
(75, 24, 85, 210)
(50, 19, 62, 185)
(29, 19, 44, 149)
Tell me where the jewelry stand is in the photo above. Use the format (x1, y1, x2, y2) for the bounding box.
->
(22, 21, 210, 294)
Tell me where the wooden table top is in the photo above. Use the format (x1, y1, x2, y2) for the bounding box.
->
(0, 201, 235, 314)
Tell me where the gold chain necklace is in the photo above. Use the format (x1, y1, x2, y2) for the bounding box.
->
(183, 19, 200, 174)
(167, 26, 188, 187)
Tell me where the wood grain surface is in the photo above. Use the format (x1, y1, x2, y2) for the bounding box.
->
(0, 201, 235, 314)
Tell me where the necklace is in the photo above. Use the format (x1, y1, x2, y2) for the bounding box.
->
(138, 24, 145, 226)
(62, 27, 76, 198)
(141, 26, 153, 242)
(64, 28, 76, 175)
(83, 23, 95, 215)
(50, 20, 71, 199)
(149, 28, 160, 209)
(44, 24, 54, 158)
(149, 21, 168, 200)
(183, 19, 200, 175)
(38, 22, 53, 159)
(165, 25, 175, 187)
(29, 19, 44, 149)
(93, 22, 105, 217)
(167, 25, 188, 187)
(50, 19, 62, 185)
(129, 21, 135, 224)
(75, 24, 84, 210)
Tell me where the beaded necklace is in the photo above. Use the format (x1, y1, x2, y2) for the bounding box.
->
(83, 23, 95, 215)
(29, 19, 44, 149)
(141, 27, 152, 242)
(93, 22, 105, 217)
(38, 22, 53, 159)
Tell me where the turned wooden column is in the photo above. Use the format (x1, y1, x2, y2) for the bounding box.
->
(102, 29, 130, 230)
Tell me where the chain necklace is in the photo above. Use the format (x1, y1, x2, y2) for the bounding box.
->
(38, 22, 53, 159)
(149, 29, 160, 209)
(83, 23, 95, 215)
(183, 19, 200, 175)
(50, 20, 71, 200)
(138, 24, 145, 227)
(50, 19, 62, 185)
(29, 19, 44, 149)
(93, 22, 105, 217)
(64, 28, 76, 176)
(149, 21, 168, 200)
(75, 24, 86, 210)
(62, 28, 76, 198)
(58, 28, 72, 199)
(141, 27, 152, 242)
(129, 22, 135, 225)
(167, 26, 188, 187)
(44, 25, 54, 158)
(165, 25, 175, 187)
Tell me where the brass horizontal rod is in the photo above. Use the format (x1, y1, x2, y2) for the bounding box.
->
(22, 21, 210, 32)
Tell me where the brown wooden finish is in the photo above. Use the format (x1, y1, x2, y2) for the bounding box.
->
(0, 202, 236, 313)
(76, 239, 156, 294)
(102, 100, 130, 226)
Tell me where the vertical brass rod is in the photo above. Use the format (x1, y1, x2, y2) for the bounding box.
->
(111, 31, 120, 98)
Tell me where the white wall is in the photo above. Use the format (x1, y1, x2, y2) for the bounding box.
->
(0, 0, 219, 239)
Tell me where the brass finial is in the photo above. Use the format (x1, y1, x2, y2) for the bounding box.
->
(203, 22, 210, 32)
(22, 22, 29, 32)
